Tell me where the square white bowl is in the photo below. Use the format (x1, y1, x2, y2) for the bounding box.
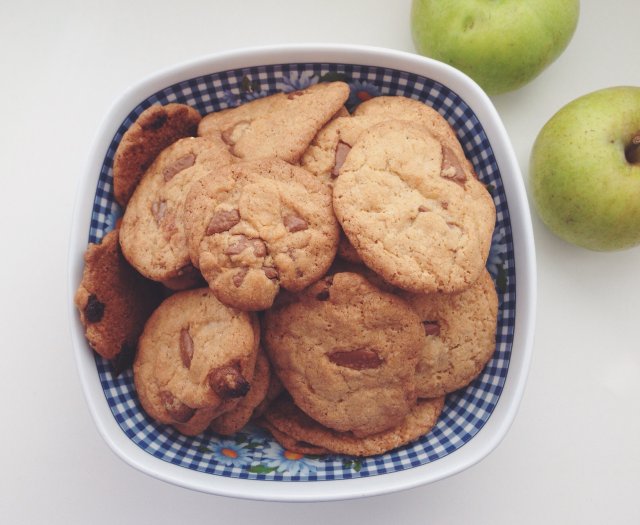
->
(67, 43, 536, 502)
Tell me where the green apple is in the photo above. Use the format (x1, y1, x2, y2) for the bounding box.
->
(530, 86, 640, 251)
(410, 0, 580, 95)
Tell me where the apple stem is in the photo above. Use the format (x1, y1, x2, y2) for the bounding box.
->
(626, 132, 640, 164)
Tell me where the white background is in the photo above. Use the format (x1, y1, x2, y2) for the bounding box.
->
(2, 1, 639, 523)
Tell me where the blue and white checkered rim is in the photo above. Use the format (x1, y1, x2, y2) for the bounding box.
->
(87, 62, 515, 482)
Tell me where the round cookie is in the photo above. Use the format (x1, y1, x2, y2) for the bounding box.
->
(333, 120, 496, 294)
(184, 158, 339, 311)
(263, 272, 423, 438)
(133, 287, 260, 436)
(402, 269, 499, 398)
(119, 136, 236, 286)
(74, 228, 163, 366)
(208, 350, 271, 436)
(113, 103, 201, 206)
(262, 395, 445, 457)
(198, 82, 350, 164)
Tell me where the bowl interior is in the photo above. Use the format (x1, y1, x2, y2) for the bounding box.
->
(85, 61, 515, 482)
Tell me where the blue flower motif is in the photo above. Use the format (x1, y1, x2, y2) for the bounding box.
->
(346, 80, 381, 111)
(209, 439, 253, 467)
(278, 71, 319, 92)
(259, 441, 321, 476)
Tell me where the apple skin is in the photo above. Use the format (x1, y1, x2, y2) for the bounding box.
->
(530, 86, 640, 251)
(411, 0, 580, 95)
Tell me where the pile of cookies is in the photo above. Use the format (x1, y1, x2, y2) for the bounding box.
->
(74, 81, 499, 457)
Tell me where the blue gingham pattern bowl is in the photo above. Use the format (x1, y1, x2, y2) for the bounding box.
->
(68, 44, 536, 501)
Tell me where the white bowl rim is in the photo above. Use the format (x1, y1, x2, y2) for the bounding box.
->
(67, 42, 537, 502)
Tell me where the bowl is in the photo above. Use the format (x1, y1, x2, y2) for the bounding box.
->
(67, 43, 536, 501)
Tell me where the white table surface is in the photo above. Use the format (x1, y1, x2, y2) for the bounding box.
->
(2, 1, 639, 523)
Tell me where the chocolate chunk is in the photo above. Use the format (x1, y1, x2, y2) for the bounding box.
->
(206, 209, 240, 235)
(208, 365, 250, 399)
(284, 214, 308, 233)
(224, 235, 251, 255)
(84, 294, 105, 323)
(328, 348, 383, 370)
(422, 321, 441, 336)
(332, 141, 351, 177)
(441, 146, 467, 185)
(179, 328, 194, 368)
(162, 153, 196, 181)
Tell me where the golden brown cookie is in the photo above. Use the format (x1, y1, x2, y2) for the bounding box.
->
(119, 136, 235, 286)
(263, 395, 445, 457)
(74, 228, 163, 364)
(333, 120, 496, 294)
(402, 269, 499, 398)
(113, 103, 201, 206)
(198, 82, 350, 164)
(208, 350, 271, 436)
(183, 158, 339, 311)
(264, 272, 423, 438)
(133, 287, 260, 436)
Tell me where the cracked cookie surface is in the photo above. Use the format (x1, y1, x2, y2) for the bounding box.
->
(183, 158, 339, 311)
(133, 287, 260, 435)
(264, 272, 423, 438)
(113, 103, 202, 206)
(119, 136, 236, 287)
(333, 120, 496, 294)
(198, 81, 349, 164)
(402, 268, 499, 398)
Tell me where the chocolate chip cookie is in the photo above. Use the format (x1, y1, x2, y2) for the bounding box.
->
(74, 228, 163, 365)
(264, 272, 423, 438)
(333, 120, 496, 294)
(113, 103, 201, 206)
(402, 268, 499, 398)
(133, 287, 260, 436)
(183, 158, 339, 311)
(198, 81, 350, 164)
